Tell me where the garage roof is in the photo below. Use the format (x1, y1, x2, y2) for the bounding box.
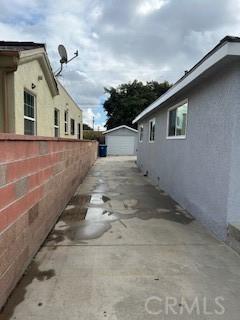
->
(103, 125, 138, 134)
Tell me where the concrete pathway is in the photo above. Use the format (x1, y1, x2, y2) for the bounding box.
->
(1, 157, 240, 319)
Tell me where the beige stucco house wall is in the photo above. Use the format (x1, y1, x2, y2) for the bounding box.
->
(0, 43, 82, 139)
(0, 71, 4, 131)
(54, 81, 83, 139)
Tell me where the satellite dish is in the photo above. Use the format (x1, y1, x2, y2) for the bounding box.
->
(58, 44, 68, 64)
(55, 44, 78, 76)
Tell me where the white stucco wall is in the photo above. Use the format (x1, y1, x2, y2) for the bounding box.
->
(13, 59, 82, 139)
(137, 61, 240, 240)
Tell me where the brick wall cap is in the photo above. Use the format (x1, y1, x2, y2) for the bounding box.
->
(0, 134, 97, 143)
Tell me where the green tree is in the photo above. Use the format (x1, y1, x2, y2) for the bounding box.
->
(103, 80, 171, 129)
(83, 123, 93, 130)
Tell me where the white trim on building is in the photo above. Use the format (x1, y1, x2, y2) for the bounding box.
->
(103, 125, 138, 135)
(133, 38, 240, 124)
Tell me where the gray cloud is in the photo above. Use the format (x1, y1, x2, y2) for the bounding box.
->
(95, 0, 239, 70)
(0, 0, 240, 126)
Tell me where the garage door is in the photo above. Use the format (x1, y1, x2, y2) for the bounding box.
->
(106, 136, 136, 155)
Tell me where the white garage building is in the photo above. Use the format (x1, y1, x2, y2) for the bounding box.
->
(103, 125, 138, 156)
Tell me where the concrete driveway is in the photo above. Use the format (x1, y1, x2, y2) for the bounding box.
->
(1, 156, 240, 319)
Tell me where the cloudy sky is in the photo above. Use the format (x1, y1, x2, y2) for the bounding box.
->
(1, 0, 240, 129)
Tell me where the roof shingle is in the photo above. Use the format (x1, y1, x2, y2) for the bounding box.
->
(0, 41, 45, 51)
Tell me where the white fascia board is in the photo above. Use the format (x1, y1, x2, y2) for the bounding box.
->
(133, 41, 240, 124)
(19, 48, 45, 60)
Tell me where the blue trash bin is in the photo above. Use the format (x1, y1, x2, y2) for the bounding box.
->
(99, 144, 107, 157)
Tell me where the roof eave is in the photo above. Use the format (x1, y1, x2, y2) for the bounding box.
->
(133, 40, 240, 124)
(103, 125, 138, 134)
(19, 48, 59, 96)
(0, 51, 19, 71)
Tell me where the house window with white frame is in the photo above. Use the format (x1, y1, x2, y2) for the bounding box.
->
(167, 101, 188, 138)
(24, 90, 36, 135)
(149, 118, 155, 142)
(71, 118, 75, 135)
(64, 110, 69, 134)
(139, 125, 144, 142)
(54, 108, 60, 137)
(77, 123, 81, 139)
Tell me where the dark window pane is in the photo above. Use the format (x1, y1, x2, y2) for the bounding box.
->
(78, 123, 81, 139)
(176, 103, 187, 136)
(24, 103, 28, 116)
(140, 129, 142, 141)
(28, 105, 34, 118)
(24, 119, 35, 135)
(71, 119, 75, 135)
(24, 91, 36, 136)
(24, 91, 35, 118)
(54, 127, 59, 137)
(27, 92, 31, 106)
(168, 110, 176, 136)
(149, 121, 155, 141)
(65, 111, 68, 134)
(54, 109, 59, 126)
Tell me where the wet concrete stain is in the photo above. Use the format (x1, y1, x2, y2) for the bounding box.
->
(65, 221, 112, 241)
(0, 260, 55, 320)
(46, 229, 66, 245)
(61, 206, 88, 222)
(90, 194, 110, 204)
(46, 204, 117, 244)
(59, 194, 111, 226)
(44, 168, 195, 246)
(45, 190, 194, 245)
(108, 209, 193, 225)
(0, 163, 195, 318)
(69, 194, 110, 206)
(48, 223, 111, 244)
(68, 194, 91, 207)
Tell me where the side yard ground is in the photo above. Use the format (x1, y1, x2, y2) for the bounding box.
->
(1, 156, 240, 320)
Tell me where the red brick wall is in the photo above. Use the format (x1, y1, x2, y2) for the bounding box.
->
(0, 134, 98, 308)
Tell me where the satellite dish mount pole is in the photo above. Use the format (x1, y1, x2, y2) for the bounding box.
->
(55, 45, 79, 77)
